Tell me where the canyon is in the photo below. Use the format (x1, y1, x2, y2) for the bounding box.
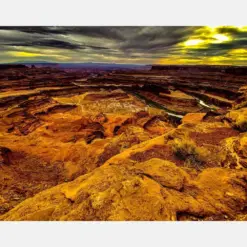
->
(0, 64, 246, 220)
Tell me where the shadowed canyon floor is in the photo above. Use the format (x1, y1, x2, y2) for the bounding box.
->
(0, 65, 247, 221)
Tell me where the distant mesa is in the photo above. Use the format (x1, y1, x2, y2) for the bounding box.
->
(0, 64, 28, 70)
(151, 64, 247, 75)
(2, 61, 150, 70)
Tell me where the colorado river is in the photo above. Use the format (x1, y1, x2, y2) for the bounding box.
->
(199, 99, 213, 108)
(131, 91, 184, 119)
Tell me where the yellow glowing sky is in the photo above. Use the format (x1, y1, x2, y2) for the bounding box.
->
(158, 26, 247, 65)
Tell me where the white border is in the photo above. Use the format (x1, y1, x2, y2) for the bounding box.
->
(0, 0, 246, 26)
(0, 222, 246, 247)
(0, 0, 246, 246)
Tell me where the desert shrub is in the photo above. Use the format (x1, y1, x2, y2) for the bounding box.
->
(235, 115, 247, 132)
(172, 138, 209, 169)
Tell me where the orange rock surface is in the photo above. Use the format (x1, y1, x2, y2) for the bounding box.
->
(182, 113, 207, 124)
(0, 65, 246, 221)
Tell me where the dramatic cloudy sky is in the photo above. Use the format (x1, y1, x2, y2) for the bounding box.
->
(0, 26, 247, 65)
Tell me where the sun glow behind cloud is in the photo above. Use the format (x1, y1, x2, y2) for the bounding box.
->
(184, 39, 204, 47)
(158, 26, 247, 65)
(212, 34, 230, 43)
(181, 27, 232, 48)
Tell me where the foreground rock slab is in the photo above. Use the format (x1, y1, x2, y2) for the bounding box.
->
(1, 157, 246, 221)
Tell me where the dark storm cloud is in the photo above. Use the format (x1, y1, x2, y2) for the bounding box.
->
(0, 26, 195, 47)
(0, 26, 125, 41)
(216, 26, 247, 41)
(212, 41, 247, 50)
(187, 43, 236, 57)
(2, 39, 82, 50)
(68, 27, 125, 40)
(86, 45, 112, 50)
(216, 26, 241, 35)
(0, 26, 197, 59)
(119, 27, 196, 52)
(0, 29, 114, 51)
(0, 26, 64, 35)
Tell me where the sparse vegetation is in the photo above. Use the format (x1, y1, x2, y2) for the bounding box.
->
(172, 138, 209, 169)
